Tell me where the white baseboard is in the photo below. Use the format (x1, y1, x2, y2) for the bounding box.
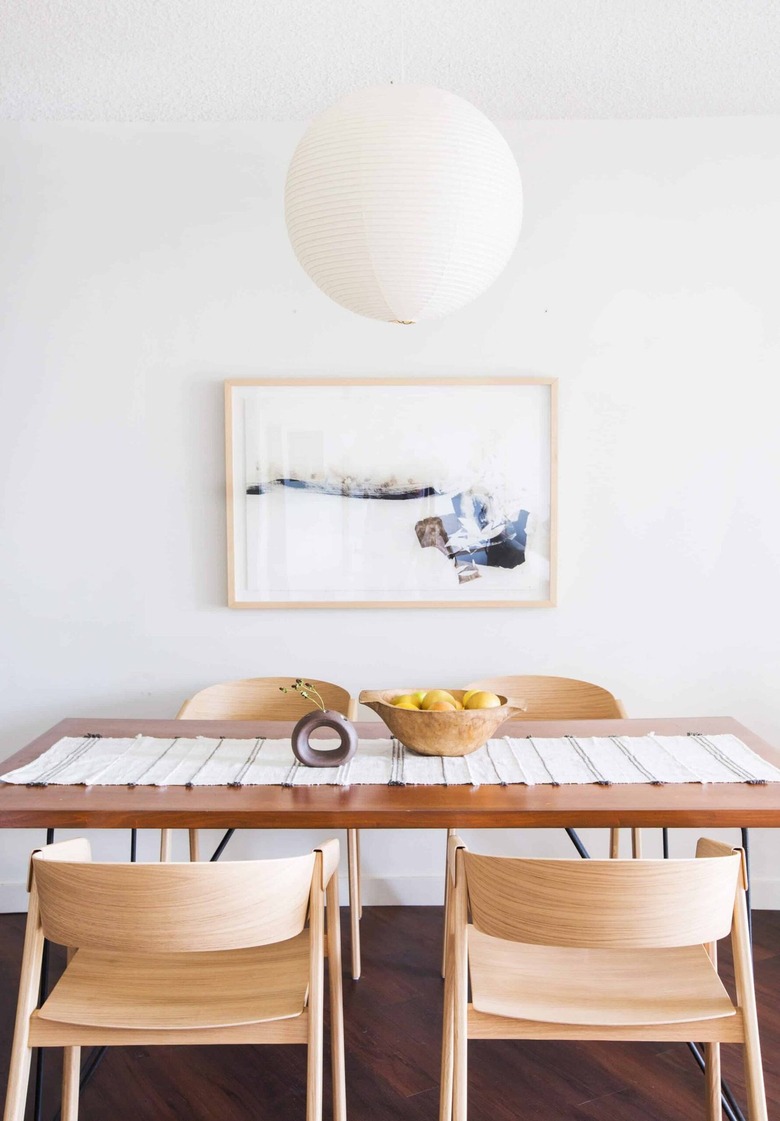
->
(0, 883, 30, 914)
(346, 873, 448, 907)
(743, 878, 780, 911)
(2, 875, 780, 913)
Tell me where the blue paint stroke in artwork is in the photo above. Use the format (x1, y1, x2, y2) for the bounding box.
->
(247, 478, 440, 500)
(415, 493, 529, 583)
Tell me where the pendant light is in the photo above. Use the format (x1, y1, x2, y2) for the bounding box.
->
(285, 85, 522, 324)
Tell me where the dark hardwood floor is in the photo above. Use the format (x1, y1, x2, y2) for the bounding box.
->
(0, 906, 778, 1120)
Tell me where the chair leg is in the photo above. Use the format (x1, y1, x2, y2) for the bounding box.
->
(2, 1039, 33, 1121)
(307, 884, 326, 1121)
(741, 993, 768, 1121)
(704, 1042, 721, 1121)
(631, 829, 643, 858)
(4, 895, 44, 1121)
(306, 1014, 324, 1121)
(188, 830, 200, 862)
(442, 828, 456, 978)
(609, 828, 620, 858)
(732, 892, 768, 1121)
(743, 1035, 769, 1121)
(439, 883, 455, 1121)
(452, 889, 468, 1121)
(61, 1047, 80, 1121)
(356, 829, 363, 918)
(326, 876, 347, 1121)
(347, 829, 361, 980)
(159, 829, 173, 862)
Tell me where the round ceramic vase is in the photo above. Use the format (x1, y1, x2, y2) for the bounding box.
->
(291, 709, 358, 768)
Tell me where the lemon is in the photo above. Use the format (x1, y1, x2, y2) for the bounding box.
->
(464, 691, 502, 710)
(420, 689, 457, 710)
(393, 694, 420, 708)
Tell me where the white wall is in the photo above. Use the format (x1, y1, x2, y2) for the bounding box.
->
(1, 117, 779, 910)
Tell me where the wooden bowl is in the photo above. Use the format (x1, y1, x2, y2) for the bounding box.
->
(358, 689, 526, 758)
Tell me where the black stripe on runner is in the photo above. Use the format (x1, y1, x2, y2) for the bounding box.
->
(691, 733, 764, 784)
(610, 736, 664, 785)
(229, 738, 265, 787)
(128, 738, 179, 787)
(566, 736, 611, 785)
(526, 736, 559, 786)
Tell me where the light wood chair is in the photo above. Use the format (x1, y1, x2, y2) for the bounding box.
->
(165, 676, 363, 980)
(4, 836, 345, 1121)
(440, 675, 636, 975)
(466, 675, 637, 859)
(441, 836, 767, 1121)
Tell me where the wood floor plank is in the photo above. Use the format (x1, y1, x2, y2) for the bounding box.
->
(0, 907, 778, 1120)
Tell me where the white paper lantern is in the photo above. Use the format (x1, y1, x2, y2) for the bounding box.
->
(285, 85, 523, 323)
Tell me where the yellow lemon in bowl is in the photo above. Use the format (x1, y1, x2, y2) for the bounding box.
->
(420, 690, 458, 710)
(464, 691, 502, 710)
(393, 694, 420, 708)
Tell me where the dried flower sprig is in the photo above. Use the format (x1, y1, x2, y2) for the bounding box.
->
(279, 679, 328, 713)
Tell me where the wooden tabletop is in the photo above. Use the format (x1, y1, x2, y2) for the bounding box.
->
(0, 716, 779, 830)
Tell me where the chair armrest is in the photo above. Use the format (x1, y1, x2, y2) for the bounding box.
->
(447, 834, 467, 885)
(697, 837, 747, 889)
(29, 838, 92, 890)
(315, 839, 340, 888)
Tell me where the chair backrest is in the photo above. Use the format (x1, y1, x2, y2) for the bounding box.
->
(462, 850, 741, 949)
(466, 675, 624, 719)
(177, 677, 355, 721)
(33, 850, 316, 954)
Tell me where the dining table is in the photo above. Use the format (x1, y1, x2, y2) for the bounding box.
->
(1, 714, 779, 835)
(1, 712, 779, 1121)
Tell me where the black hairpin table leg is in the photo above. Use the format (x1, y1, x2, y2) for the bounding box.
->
(210, 828, 235, 862)
(565, 827, 591, 861)
(741, 827, 752, 941)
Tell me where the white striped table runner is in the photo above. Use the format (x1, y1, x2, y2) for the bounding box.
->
(2, 732, 779, 787)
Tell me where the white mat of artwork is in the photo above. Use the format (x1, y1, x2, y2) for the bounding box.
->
(2, 733, 779, 787)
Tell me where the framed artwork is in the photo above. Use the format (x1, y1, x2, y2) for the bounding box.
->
(226, 377, 557, 608)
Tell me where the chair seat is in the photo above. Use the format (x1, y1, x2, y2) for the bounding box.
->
(468, 927, 737, 1026)
(39, 932, 310, 1030)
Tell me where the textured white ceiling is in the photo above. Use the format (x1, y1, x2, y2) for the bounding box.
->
(2, 0, 780, 121)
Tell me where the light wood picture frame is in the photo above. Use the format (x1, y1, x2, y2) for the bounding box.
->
(226, 377, 557, 609)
